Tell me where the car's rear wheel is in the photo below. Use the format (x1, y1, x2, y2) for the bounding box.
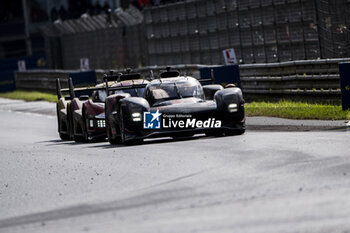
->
(74, 128, 85, 142)
(107, 124, 115, 144)
(57, 106, 71, 140)
(73, 121, 86, 142)
(107, 120, 119, 144)
(82, 108, 90, 142)
(119, 109, 126, 144)
(67, 103, 73, 139)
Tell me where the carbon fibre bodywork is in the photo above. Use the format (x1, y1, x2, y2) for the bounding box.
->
(70, 82, 114, 142)
(117, 75, 245, 144)
(105, 78, 150, 144)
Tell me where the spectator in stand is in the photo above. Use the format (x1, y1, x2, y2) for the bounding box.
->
(139, 0, 149, 8)
(94, 2, 102, 15)
(102, 3, 111, 13)
(87, 2, 95, 15)
(131, 0, 140, 10)
(30, 0, 48, 22)
(50, 7, 58, 21)
(152, 0, 161, 6)
(58, 6, 67, 20)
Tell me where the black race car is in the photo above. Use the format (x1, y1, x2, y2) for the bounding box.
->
(116, 69, 245, 144)
(56, 78, 112, 142)
(104, 72, 149, 144)
(68, 78, 116, 142)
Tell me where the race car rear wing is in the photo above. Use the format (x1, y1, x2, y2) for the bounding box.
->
(104, 70, 146, 97)
(66, 78, 106, 100)
(104, 68, 142, 82)
(104, 71, 121, 82)
(63, 77, 147, 100)
(57, 77, 102, 101)
(159, 67, 214, 84)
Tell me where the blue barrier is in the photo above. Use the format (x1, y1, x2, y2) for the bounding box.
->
(68, 71, 97, 97)
(199, 65, 241, 88)
(0, 56, 46, 72)
(339, 63, 350, 110)
(68, 70, 97, 86)
(0, 56, 46, 93)
(0, 71, 16, 93)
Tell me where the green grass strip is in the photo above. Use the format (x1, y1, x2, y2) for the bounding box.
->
(246, 100, 350, 120)
(0, 90, 57, 103)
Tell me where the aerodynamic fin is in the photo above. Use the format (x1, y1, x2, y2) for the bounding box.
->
(56, 78, 62, 100)
(68, 77, 76, 99)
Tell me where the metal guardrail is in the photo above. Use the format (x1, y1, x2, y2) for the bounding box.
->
(239, 58, 350, 96)
(15, 70, 73, 91)
(15, 59, 348, 99)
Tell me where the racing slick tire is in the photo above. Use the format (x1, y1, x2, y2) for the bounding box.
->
(57, 106, 70, 140)
(107, 120, 121, 145)
(82, 108, 90, 142)
(73, 118, 88, 142)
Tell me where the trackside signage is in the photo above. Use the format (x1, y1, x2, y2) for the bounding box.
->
(143, 110, 221, 129)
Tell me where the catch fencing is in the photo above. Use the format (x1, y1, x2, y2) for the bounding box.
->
(40, 0, 350, 70)
(40, 6, 146, 70)
(144, 0, 321, 65)
(316, 0, 350, 59)
(239, 58, 347, 99)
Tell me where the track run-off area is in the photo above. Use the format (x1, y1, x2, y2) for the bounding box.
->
(0, 98, 349, 233)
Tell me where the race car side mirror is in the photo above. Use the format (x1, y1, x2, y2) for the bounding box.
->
(225, 83, 237, 88)
(79, 95, 89, 101)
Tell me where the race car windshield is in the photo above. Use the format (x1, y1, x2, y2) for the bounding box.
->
(92, 90, 107, 102)
(147, 82, 203, 106)
(114, 87, 145, 97)
(98, 90, 106, 102)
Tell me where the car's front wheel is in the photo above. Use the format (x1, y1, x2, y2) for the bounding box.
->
(107, 120, 120, 144)
(119, 108, 142, 145)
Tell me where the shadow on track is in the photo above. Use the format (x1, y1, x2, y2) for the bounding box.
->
(39, 133, 242, 149)
(87, 134, 222, 149)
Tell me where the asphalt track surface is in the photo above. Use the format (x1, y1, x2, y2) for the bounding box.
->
(0, 98, 350, 233)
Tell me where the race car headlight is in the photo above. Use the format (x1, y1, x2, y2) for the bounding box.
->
(228, 103, 238, 113)
(132, 112, 142, 122)
(89, 119, 94, 128)
(97, 119, 106, 128)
